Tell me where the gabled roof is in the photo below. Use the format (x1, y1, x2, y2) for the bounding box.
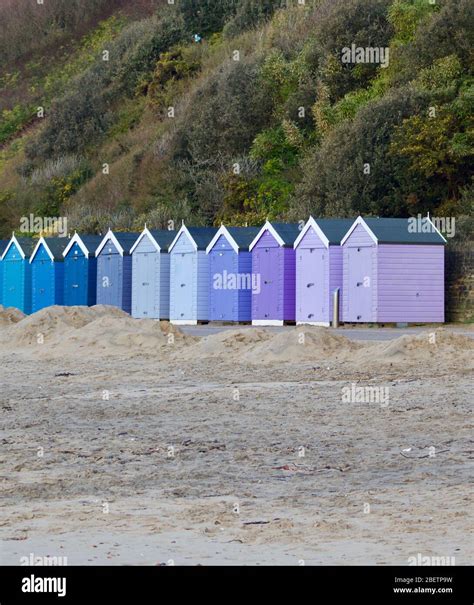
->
(1, 235, 37, 260)
(30, 237, 68, 262)
(206, 225, 261, 254)
(130, 227, 177, 254)
(341, 216, 447, 246)
(294, 217, 355, 249)
(249, 221, 301, 251)
(63, 233, 103, 258)
(168, 224, 219, 252)
(95, 229, 141, 256)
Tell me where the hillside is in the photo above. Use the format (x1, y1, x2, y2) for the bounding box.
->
(0, 0, 472, 237)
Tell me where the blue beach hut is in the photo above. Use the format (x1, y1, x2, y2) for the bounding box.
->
(1, 235, 36, 314)
(62, 233, 102, 307)
(30, 237, 68, 313)
(0, 240, 9, 306)
(206, 225, 260, 322)
(130, 227, 176, 319)
(168, 224, 218, 325)
(95, 230, 140, 314)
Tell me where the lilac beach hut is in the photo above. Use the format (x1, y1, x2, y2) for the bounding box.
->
(249, 221, 300, 326)
(294, 217, 354, 326)
(341, 216, 446, 323)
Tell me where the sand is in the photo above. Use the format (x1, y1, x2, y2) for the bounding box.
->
(0, 306, 472, 565)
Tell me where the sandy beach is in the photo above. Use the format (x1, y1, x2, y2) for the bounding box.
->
(1, 306, 472, 565)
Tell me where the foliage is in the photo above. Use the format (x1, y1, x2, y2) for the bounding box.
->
(0, 0, 472, 235)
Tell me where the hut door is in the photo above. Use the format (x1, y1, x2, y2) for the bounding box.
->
(299, 248, 326, 322)
(67, 254, 88, 305)
(210, 249, 234, 320)
(255, 247, 279, 319)
(173, 252, 195, 319)
(3, 257, 21, 306)
(348, 247, 373, 322)
(134, 252, 157, 317)
(34, 258, 53, 311)
(98, 254, 122, 308)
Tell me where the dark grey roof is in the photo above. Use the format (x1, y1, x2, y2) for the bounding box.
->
(41, 237, 69, 260)
(113, 232, 141, 254)
(0, 240, 9, 256)
(13, 237, 39, 258)
(225, 226, 261, 250)
(74, 234, 103, 257)
(271, 223, 301, 247)
(187, 227, 219, 250)
(315, 218, 355, 245)
(363, 218, 446, 244)
(149, 230, 177, 251)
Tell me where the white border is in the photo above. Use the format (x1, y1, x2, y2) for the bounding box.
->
(248, 221, 285, 252)
(1, 234, 26, 260)
(340, 216, 378, 246)
(62, 232, 89, 258)
(426, 216, 448, 243)
(29, 236, 54, 263)
(293, 216, 330, 249)
(205, 225, 239, 255)
(296, 321, 330, 327)
(168, 224, 198, 253)
(130, 227, 162, 255)
(170, 319, 198, 325)
(252, 320, 284, 326)
(95, 229, 125, 257)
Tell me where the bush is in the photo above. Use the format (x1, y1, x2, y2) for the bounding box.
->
(294, 87, 431, 219)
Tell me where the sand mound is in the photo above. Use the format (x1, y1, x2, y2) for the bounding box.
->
(180, 328, 271, 360)
(1, 305, 129, 346)
(0, 305, 25, 326)
(354, 328, 474, 365)
(246, 326, 361, 363)
(0, 305, 192, 355)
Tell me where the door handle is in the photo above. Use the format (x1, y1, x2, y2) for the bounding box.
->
(307, 283, 314, 288)
(356, 282, 362, 287)
(308, 313, 314, 318)
(180, 283, 185, 287)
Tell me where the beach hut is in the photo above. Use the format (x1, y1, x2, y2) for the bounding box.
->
(30, 237, 68, 313)
(249, 221, 300, 325)
(206, 225, 260, 322)
(1, 236, 35, 313)
(62, 233, 102, 307)
(0, 240, 9, 306)
(130, 227, 176, 319)
(168, 225, 218, 325)
(341, 216, 446, 323)
(293, 217, 354, 326)
(95, 230, 140, 314)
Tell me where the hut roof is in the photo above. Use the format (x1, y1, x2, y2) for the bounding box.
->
(341, 216, 447, 245)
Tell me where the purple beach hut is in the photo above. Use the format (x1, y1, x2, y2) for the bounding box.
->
(341, 216, 446, 323)
(249, 221, 300, 326)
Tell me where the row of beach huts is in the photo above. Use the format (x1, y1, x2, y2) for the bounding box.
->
(0, 216, 446, 325)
